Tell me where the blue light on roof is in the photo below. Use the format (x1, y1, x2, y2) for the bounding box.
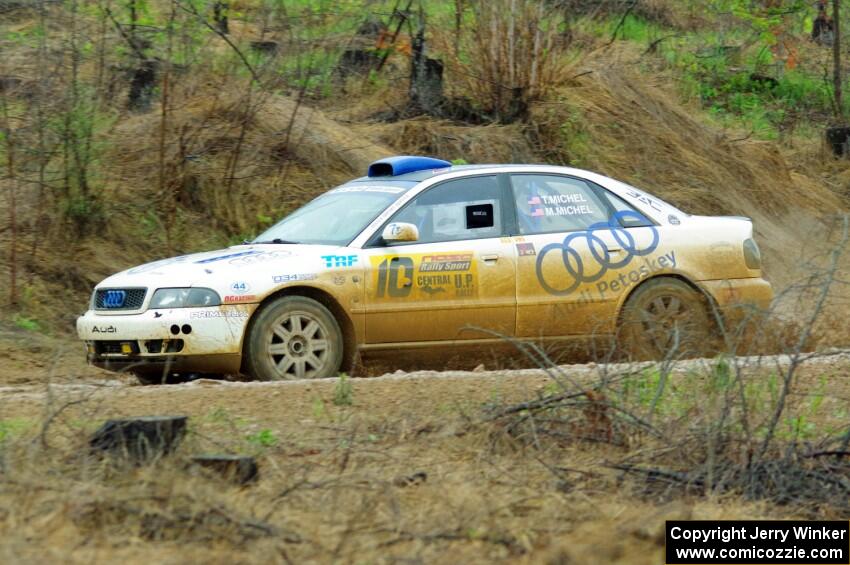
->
(367, 156, 452, 177)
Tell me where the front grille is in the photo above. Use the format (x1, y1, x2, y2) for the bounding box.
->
(144, 339, 184, 354)
(94, 341, 140, 355)
(94, 288, 147, 310)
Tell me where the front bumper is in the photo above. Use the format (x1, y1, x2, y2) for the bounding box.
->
(76, 305, 256, 374)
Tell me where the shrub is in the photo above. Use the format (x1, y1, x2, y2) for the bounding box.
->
(453, 0, 567, 122)
(333, 373, 353, 406)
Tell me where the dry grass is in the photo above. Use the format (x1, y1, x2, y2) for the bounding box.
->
(430, 0, 569, 122)
(359, 117, 536, 164)
(106, 82, 390, 233)
(1, 353, 846, 563)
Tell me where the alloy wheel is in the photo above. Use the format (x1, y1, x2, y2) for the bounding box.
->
(266, 310, 331, 379)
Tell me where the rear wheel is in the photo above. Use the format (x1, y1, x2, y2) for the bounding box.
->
(619, 278, 716, 360)
(243, 296, 343, 380)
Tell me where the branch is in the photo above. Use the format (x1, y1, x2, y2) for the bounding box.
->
(176, 1, 262, 84)
(607, 0, 639, 46)
(804, 450, 850, 459)
(104, 8, 147, 60)
(643, 34, 678, 56)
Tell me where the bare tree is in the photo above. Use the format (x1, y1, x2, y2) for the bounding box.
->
(833, 0, 843, 120)
(1, 90, 18, 307)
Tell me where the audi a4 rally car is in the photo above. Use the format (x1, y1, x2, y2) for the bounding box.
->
(78, 156, 773, 384)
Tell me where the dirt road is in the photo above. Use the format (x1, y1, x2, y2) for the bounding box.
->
(2, 348, 849, 426)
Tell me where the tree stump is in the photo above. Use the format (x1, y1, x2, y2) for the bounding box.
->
(409, 27, 445, 116)
(337, 49, 381, 77)
(0, 76, 22, 94)
(826, 126, 850, 156)
(90, 416, 187, 462)
(336, 18, 386, 79)
(249, 41, 279, 55)
(128, 59, 159, 111)
(191, 454, 259, 485)
(749, 73, 779, 90)
(503, 86, 530, 123)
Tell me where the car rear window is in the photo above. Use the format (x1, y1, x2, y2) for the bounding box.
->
(511, 174, 609, 234)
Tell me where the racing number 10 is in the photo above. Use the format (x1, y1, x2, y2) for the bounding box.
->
(376, 257, 414, 298)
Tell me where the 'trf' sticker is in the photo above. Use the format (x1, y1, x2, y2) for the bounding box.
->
(371, 252, 477, 300)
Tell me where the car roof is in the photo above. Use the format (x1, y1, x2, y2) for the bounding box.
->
(347, 160, 687, 218)
(349, 164, 582, 183)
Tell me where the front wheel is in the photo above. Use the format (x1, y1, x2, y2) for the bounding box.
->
(618, 278, 716, 360)
(243, 296, 344, 380)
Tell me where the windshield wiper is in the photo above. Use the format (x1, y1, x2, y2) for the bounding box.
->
(251, 238, 300, 245)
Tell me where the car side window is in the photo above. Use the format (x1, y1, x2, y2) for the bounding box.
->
(389, 176, 502, 244)
(599, 189, 655, 227)
(511, 175, 609, 235)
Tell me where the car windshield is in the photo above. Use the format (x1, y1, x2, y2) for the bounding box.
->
(253, 182, 413, 246)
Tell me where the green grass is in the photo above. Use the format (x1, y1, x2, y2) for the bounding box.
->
(333, 373, 353, 406)
(0, 419, 32, 443)
(609, 357, 839, 443)
(246, 428, 278, 448)
(583, 12, 849, 140)
(13, 314, 42, 333)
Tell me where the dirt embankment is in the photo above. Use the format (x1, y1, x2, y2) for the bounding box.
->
(558, 45, 845, 290)
(2, 35, 847, 337)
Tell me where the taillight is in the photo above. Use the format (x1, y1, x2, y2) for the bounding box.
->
(743, 238, 762, 270)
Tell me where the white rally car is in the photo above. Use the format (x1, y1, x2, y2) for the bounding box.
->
(78, 156, 772, 384)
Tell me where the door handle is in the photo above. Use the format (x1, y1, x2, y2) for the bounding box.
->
(481, 253, 500, 262)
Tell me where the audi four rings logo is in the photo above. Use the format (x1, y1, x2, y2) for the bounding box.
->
(536, 211, 660, 296)
(103, 290, 127, 308)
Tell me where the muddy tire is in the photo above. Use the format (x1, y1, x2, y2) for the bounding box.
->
(618, 278, 716, 360)
(243, 296, 343, 380)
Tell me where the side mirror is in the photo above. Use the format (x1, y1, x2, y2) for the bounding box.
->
(382, 222, 419, 243)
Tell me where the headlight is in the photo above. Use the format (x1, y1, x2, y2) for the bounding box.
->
(150, 288, 221, 309)
(743, 238, 762, 270)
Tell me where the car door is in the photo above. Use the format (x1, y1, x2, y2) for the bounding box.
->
(510, 174, 660, 337)
(363, 175, 517, 344)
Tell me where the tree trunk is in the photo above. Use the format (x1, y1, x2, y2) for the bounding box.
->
(454, 0, 463, 56)
(213, 2, 229, 34)
(241, 93, 394, 173)
(834, 0, 843, 121)
(1, 94, 18, 307)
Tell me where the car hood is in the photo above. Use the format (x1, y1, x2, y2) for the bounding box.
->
(96, 244, 350, 290)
